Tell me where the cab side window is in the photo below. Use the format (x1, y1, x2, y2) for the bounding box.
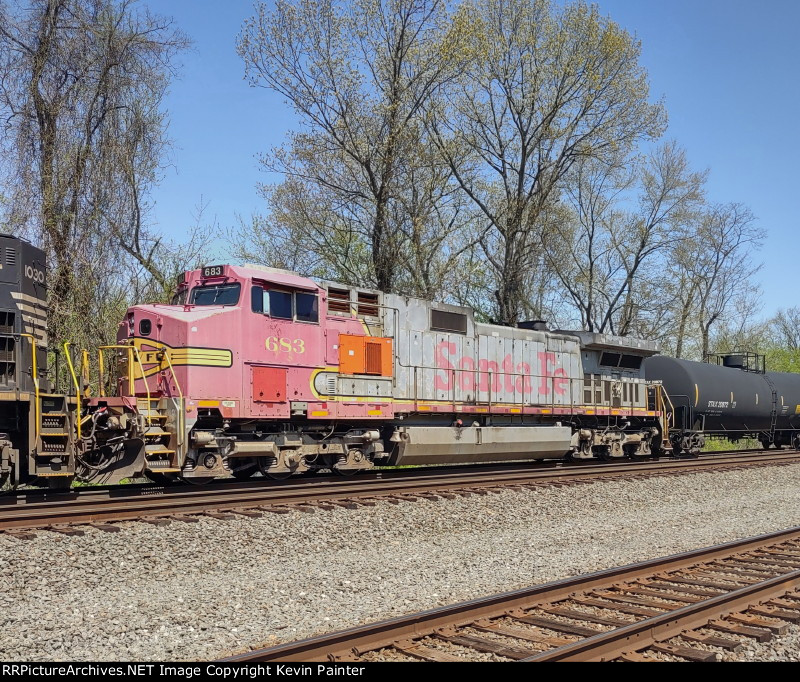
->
(251, 283, 319, 323)
(251, 285, 264, 313)
(269, 291, 293, 319)
(296, 292, 319, 323)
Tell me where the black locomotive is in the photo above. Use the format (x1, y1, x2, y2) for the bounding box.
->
(0, 234, 76, 486)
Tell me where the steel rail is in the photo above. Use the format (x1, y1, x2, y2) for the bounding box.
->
(1, 450, 797, 532)
(525, 571, 800, 661)
(222, 526, 800, 662)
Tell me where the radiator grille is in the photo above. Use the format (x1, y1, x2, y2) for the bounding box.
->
(365, 341, 382, 374)
(328, 287, 351, 314)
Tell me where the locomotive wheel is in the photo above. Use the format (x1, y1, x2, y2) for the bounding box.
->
(334, 466, 359, 477)
(231, 467, 255, 480)
(181, 475, 214, 485)
(331, 449, 366, 476)
(145, 471, 181, 486)
(593, 446, 610, 461)
(257, 456, 293, 480)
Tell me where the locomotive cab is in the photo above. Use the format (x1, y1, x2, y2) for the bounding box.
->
(113, 264, 383, 480)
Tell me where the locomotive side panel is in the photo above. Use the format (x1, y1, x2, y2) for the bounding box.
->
(384, 294, 582, 411)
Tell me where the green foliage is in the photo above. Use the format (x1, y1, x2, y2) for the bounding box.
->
(764, 347, 800, 374)
(702, 438, 759, 452)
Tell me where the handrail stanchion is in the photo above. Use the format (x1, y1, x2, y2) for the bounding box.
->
(20, 334, 39, 443)
(63, 342, 81, 443)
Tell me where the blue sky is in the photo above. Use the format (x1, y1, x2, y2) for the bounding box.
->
(149, 0, 800, 318)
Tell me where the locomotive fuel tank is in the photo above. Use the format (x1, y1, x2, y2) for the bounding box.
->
(643, 355, 800, 436)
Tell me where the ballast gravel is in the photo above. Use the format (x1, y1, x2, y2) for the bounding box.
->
(2, 464, 800, 661)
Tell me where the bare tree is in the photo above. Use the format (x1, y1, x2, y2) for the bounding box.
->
(237, 0, 466, 295)
(541, 142, 706, 335)
(0, 0, 188, 348)
(691, 203, 763, 358)
(427, 0, 666, 326)
(769, 307, 800, 350)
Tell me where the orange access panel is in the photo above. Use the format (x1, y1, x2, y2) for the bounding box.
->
(339, 335, 393, 376)
(339, 334, 366, 374)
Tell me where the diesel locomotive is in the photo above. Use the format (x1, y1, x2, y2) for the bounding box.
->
(1, 232, 794, 488)
(103, 263, 666, 482)
(0, 235, 76, 487)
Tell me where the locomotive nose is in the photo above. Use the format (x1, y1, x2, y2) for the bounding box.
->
(120, 310, 158, 339)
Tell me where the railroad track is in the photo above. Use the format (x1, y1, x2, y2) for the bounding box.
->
(1, 450, 798, 537)
(224, 526, 800, 663)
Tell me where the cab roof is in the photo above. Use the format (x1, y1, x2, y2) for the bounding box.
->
(183, 264, 319, 291)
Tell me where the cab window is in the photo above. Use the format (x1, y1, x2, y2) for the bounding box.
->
(170, 287, 188, 305)
(251, 284, 318, 323)
(269, 291, 293, 319)
(296, 292, 319, 322)
(189, 283, 241, 306)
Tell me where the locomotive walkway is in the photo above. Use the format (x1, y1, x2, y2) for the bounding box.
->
(223, 525, 800, 663)
(0, 450, 798, 537)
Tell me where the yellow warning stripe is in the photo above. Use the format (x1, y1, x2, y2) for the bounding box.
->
(130, 337, 232, 378)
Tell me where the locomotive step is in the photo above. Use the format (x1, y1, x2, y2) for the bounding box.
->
(143, 427, 172, 437)
(145, 445, 175, 455)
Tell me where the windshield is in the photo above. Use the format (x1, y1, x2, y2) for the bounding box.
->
(188, 283, 241, 306)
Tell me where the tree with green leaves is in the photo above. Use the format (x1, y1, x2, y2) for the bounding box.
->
(428, 0, 666, 325)
(237, 0, 473, 297)
(0, 0, 189, 355)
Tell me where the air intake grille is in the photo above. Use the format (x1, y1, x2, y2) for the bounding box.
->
(365, 341, 382, 374)
(5, 248, 15, 266)
(328, 287, 351, 314)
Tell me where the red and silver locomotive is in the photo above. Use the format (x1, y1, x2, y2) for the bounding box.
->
(79, 263, 667, 483)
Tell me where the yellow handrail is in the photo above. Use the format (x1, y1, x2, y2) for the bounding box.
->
(19, 334, 39, 443)
(98, 348, 105, 397)
(131, 347, 152, 428)
(159, 349, 183, 401)
(63, 342, 82, 443)
(159, 348, 184, 455)
(80, 349, 90, 398)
